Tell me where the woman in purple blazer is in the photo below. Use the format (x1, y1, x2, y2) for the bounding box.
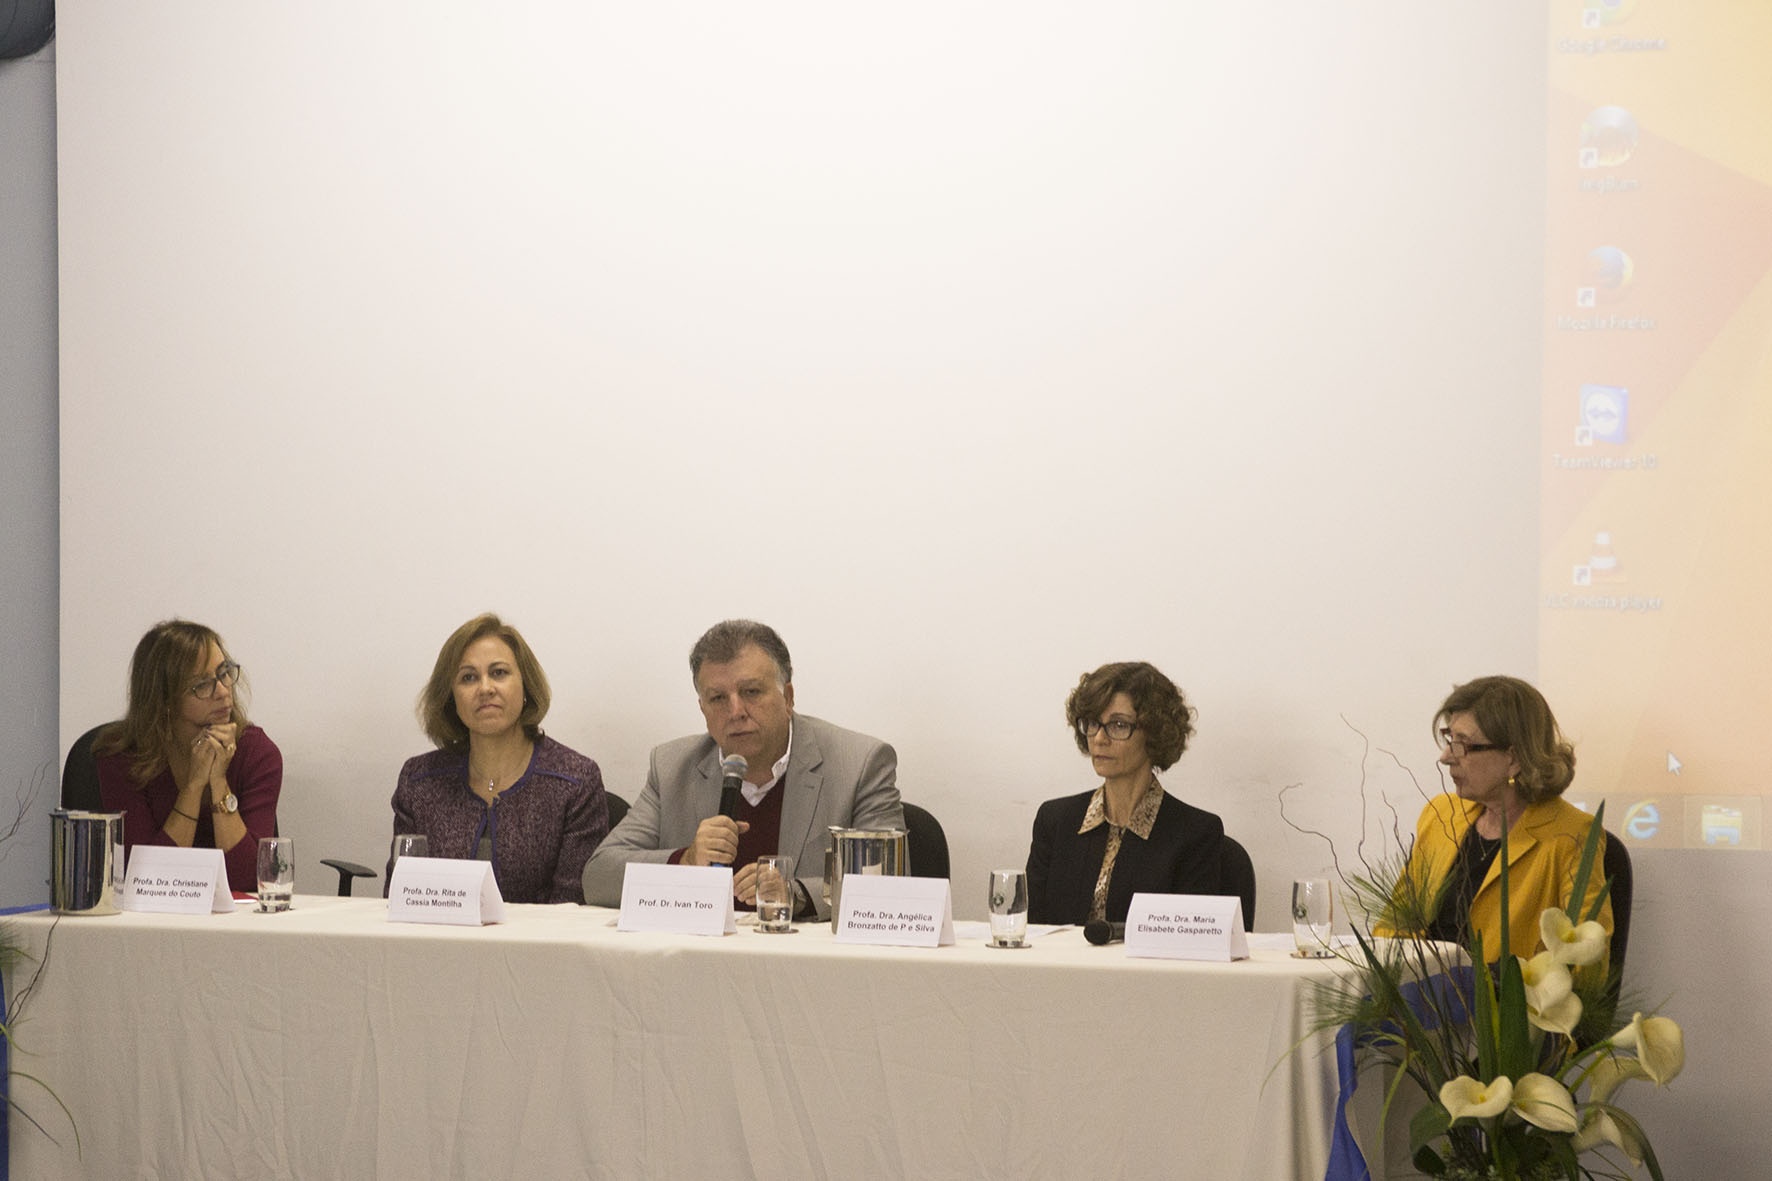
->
(389, 613, 609, 904)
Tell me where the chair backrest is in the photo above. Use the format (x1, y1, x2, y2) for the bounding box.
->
(61, 722, 113, 811)
(901, 802, 950, 881)
(1602, 829, 1633, 980)
(1220, 834, 1257, 932)
(605, 791, 631, 831)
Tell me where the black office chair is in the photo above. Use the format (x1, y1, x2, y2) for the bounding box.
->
(901, 802, 950, 880)
(1220, 834, 1257, 932)
(605, 791, 630, 831)
(59, 722, 109, 811)
(1602, 829, 1633, 982)
(61, 721, 378, 896)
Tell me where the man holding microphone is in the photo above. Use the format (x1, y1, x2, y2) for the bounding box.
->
(582, 620, 902, 920)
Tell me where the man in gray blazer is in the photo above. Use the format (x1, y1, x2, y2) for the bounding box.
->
(582, 620, 902, 918)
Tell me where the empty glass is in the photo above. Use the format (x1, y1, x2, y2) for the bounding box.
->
(391, 833, 429, 867)
(1291, 878, 1335, 957)
(256, 836, 295, 913)
(988, 869, 1029, 948)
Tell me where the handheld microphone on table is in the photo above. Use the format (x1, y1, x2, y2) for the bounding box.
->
(1084, 920, 1126, 946)
(711, 754, 747, 868)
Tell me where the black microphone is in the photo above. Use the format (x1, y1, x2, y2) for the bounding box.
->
(718, 754, 747, 820)
(710, 754, 747, 869)
(1084, 920, 1126, 946)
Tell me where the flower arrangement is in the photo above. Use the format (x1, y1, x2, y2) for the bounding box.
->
(1321, 802, 1684, 1180)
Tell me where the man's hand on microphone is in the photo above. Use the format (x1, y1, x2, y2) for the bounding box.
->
(684, 816, 748, 867)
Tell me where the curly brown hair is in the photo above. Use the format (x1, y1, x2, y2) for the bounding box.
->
(418, 614, 551, 752)
(1436, 675, 1575, 804)
(1065, 661, 1195, 772)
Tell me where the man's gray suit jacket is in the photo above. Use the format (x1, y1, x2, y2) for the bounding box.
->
(581, 713, 902, 917)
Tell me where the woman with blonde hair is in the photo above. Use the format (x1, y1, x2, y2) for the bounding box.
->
(1390, 675, 1612, 962)
(95, 619, 281, 894)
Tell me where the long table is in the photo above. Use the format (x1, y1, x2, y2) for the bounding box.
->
(5, 898, 1360, 1179)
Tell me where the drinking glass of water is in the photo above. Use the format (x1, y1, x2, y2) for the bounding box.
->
(257, 836, 295, 913)
(1291, 878, 1335, 957)
(988, 869, 1029, 948)
(755, 854, 796, 932)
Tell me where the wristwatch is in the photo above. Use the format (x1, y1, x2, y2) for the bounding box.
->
(212, 791, 239, 815)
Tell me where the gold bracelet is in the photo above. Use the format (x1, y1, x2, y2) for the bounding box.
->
(171, 805, 199, 822)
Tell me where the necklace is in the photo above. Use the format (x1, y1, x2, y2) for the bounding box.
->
(468, 743, 533, 803)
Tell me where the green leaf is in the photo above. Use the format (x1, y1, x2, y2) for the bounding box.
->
(1471, 933, 1500, 1075)
(1412, 1144, 1447, 1175)
(1545, 1134, 1581, 1181)
(1497, 818, 1511, 962)
(1567, 799, 1606, 923)
(1410, 1101, 1451, 1153)
(1497, 952, 1532, 1080)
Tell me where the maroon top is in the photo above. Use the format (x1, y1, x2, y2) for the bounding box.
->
(389, 736, 609, 904)
(666, 780, 785, 911)
(97, 724, 283, 894)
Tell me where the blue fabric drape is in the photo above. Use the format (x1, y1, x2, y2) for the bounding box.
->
(1325, 966, 1477, 1181)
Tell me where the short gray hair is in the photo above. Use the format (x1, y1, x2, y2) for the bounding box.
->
(688, 619, 793, 686)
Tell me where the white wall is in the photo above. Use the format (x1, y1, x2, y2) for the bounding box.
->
(46, 5, 1759, 1174)
(55, 1, 1541, 922)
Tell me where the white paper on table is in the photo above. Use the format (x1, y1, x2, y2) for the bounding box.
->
(386, 857, 506, 926)
(1124, 893, 1248, 961)
(1247, 931, 1358, 955)
(122, 846, 235, 914)
(953, 921, 1070, 942)
(616, 863, 737, 935)
(833, 875, 954, 947)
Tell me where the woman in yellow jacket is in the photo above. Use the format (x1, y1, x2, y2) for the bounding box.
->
(1390, 675, 1611, 965)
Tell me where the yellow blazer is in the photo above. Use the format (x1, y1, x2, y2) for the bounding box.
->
(1391, 792, 1613, 964)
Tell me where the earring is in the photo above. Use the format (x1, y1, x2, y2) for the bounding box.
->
(1507, 775, 1517, 787)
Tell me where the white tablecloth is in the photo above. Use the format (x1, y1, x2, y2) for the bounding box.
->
(5, 899, 1356, 1180)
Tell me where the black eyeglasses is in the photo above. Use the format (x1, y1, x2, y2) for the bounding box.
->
(188, 661, 242, 700)
(1437, 727, 1504, 759)
(1078, 719, 1139, 741)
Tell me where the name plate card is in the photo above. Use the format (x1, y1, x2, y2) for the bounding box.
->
(618, 863, 737, 936)
(834, 875, 955, 947)
(1124, 893, 1249, 962)
(387, 857, 507, 926)
(123, 846, 235, 914)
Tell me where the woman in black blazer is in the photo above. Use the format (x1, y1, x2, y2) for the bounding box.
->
(1026, 661, 1223, 925)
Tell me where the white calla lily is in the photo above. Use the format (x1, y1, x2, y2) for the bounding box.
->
(1573, 1107, 1647, 1165)
(1586, 1054, 1648, 1104)
(1518, 952, 1580, 1032)
(1540, 907, 1608, 966)
(1527, 989, 1583, 1035)
(1612, 1012, 1685, 1084)
(1511, 1073, 1579, 1133)
(1440, 1074, 1513, 1121)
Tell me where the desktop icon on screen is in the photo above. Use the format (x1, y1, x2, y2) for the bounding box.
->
(1582, 0, 1636, 29)
(1623, 800, 1662, 841)
(1580, 107, 1640, 168)
(1700, 804, 1743, 847)
(1586, 530, 1624, 582)
(1578, 385, 1629, 445)
(1579, 246, 1634, 306)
